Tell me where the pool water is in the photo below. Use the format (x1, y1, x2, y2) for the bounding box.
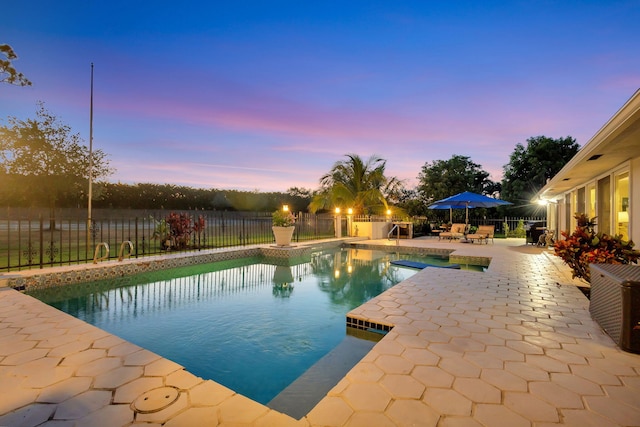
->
(29, 247, 482, 407)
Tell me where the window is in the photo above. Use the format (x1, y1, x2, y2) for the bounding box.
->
(615, 172, 630, 240)
(597, 176, 611, 235)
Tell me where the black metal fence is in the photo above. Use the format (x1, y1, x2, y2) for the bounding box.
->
(0, 209, 336, 272)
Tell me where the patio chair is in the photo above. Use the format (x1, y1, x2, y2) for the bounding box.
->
(466, 225, 495, 244)
(439, 223, 466, 240)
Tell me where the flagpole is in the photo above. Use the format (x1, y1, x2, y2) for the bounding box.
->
(87, 63, 94, 250)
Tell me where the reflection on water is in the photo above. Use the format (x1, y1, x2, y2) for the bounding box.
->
(28, 247, 470, 404)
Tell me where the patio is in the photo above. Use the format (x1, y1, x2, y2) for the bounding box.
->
(1, 237, 639, 426)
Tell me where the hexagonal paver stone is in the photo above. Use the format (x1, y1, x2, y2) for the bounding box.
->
(74, 403, 134, 427)
(0, 403, 56, 427)
(380, 374, 425, 399)
(412, 366, 454, 388)
(386, 399, 440, 427)
(453, 378, 501, 403)
(114, 377, 164, 404)
(306, 396, 353, 426)
(217, 394, 269, 424)
(163, 406, 218, 427)
(374, 354, 414, 375)
(94, 366, 144, 389)
(342, 382, 391, 412)
(423, 388, 472, 416)
(53, 390, 112, 420)
(474, 403, 529, 427)
(345, 411, 397, 427)
(36, 376, 92, 403)
(504, 391, 560, 422)
(188, 380, 235, 406)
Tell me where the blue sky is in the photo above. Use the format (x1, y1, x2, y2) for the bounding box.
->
(3, 1, 640, 192)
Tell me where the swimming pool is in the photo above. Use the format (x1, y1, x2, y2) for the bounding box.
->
(28, 246, 483, 413)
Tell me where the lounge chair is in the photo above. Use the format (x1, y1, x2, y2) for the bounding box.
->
(466, 225, 495, 244)
(439, 223, 466, 240)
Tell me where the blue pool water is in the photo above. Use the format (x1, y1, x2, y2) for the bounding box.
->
(29, 247, 482, 406)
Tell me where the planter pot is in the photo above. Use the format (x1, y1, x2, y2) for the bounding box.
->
(590, 264, 640, 353)
(272, 226, 295, 247)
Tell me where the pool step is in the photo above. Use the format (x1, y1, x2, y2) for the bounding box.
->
(267, 335, 375, 419)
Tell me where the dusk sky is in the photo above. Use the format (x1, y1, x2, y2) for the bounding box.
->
(3, 1, 640, 192)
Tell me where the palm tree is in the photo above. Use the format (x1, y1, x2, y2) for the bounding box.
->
(309, 154, 401, 214)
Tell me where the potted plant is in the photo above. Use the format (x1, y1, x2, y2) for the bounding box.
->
(554, 213, 640, 283)
(272, 209, 296, 246)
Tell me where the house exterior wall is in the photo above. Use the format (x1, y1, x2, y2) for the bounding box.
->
(548, 157, 638, 244)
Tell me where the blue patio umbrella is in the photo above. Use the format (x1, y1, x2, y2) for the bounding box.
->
(428, 191, 512, 223)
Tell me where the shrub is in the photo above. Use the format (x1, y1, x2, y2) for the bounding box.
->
(554, 213, 640, 283)
(272, 209, 296, 227)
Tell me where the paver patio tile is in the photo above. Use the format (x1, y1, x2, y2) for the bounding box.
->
(480, 368, 527, 391)
(374, 354, 413, 374)
(584, 395, 640, 425)
(561, 408, 623, 427)
(453, 378, 501, 403)
(163, 406, 218, 427)
(0, 386, 40, 416)
(380, 374, 425, 398)
(344, 411, 396, 427)
(504, 362, 549, 381)
(345, 362, 384, 382)
(0, 337, 36, 356)
(123, 349, 162, 366)
(436, 417, 483, 427)
(187, 380, 235, 406)
(411, 365, 454, 388)
(1, 347, 49, 365)
(401, 348, 439, 366)
(113, 376, 163, 403)
(144, 358, 183, 377)
(53, 390, 112, 420)
(474, 404, 529, 427)
(439, 357, 481, 378)
(107, 341, 143, 357)
(0, 402, 56, 427)
(385, 399, 440, 427)
(36, 376, 92, 403)
(525, 354, 571, 373)
(306, 396, 353, 426)
(603, 384, 640, 409)
(464, 352, 504, 369)
(529, 382, 584, 408)
(166, 368, 202, 390)
(255, 410, 309, 427)
(570, 364, 622, 386)
(504, 391, 560, 422)
(60, 348, 106, 366)
(94, 365, 143, 388)
(74, 403, 134, 427)
(216, 394, 269, 424)
(74, 356, 121, 377)
(46, 340, 91, 357)
(134, 392, 189, 424)
(422, 387, 472, 415)
(342, 382, 391, 412)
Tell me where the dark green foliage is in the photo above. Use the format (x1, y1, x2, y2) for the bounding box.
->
(501, 136, 579, 215)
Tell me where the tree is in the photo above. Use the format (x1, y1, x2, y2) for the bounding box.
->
(501, 135, 579, 215)
(1, 44, 32, 86)
(417, 155, 495, 204)
(0, 102, 112, 225)
(309, 154, 400, 215)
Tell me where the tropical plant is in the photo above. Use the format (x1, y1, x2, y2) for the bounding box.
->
(554, 213, 640, 283)
(309, 153, 401, 215)
(151, 212, 206, 250)
(272, 209, 296, 227)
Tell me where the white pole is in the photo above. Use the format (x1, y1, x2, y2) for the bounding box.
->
(87, 63, 94, 249)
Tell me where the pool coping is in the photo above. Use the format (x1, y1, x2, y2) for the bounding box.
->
(2, 237, 639, 426)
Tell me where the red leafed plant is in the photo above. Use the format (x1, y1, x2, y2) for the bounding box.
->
(554, 213, 640, 283)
